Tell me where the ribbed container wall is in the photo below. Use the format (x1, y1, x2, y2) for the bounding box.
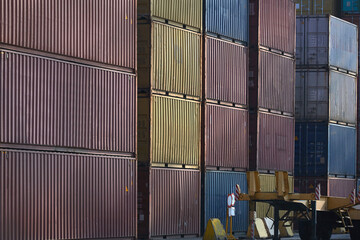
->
(341, 15, 360, 62)
(0, 50, 136, 153)
(0, 149, 137, 239)
(295, 0, 340, 15)
(204, 171, 249, 233)
(0, 0, 136, 70)
(342, 0, 360, 13)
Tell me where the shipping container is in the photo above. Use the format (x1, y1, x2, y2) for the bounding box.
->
(295, 69, 357, 124)
(295, 0, 340, 16)
(138, 21, 201, 98)
(341, 15, 360, 62)
(0, 149, 136, 239)
(295, 122, 356, 177)
(249, 50, 295, 114)
(204, 0, 248, 43)
(138, 95, 200, 167)
(138, 167, 200, 238)
(295, 176, 356, 197)
(0, 50, 136, 154)
(342, 0, 360, 13)
(249, 112, 295, 173)
(204, 104, 248, 169)
(296, 15, 358, 73)
(0, 0, 136, 70)
(250, 0, 296, 55)
(204, 36, 248, 105)
(138, 0, 202, 31)
(203, 171, 249, 233)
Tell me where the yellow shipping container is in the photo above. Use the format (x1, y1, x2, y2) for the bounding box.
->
(138, 95, 201, 167)
(138, 0, 202, 31)
(295, 0, 340, 16)
(138, 21, 202, 98)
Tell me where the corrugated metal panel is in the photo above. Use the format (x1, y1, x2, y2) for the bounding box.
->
(295, 0, 340, 15)
(295, 177, 356, 197)
(296, 16, 358, 73)
(204, 104, 248, 169)
(205, 36, 248, 105)
(0, 0, 136, 69)
(204, 171, 248, 233)
(150, 168, 200, 237)
(295, 122, 356, 177)
(0, 50, 136, 153)
(295, 69, 357, 124)
(258, 50, 295, 114)
(138, 22, 201, 97)
(138, 95, 201, 166)
(341, 15, 360, 63)
(138, 0, 202, 30)
(0, 149, 137, 239)
(205, 0, 248, 43)
(342, 0, 360, 13)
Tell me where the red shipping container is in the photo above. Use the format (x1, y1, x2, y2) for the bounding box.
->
(0, 0, 136, 70)
(294, 177, 356, 198)
(0, 50, 136, 154)
(205, 36, 248, 105)
(203, 104, 248, 169)
(249, 112, 295, 173)
(249, 0, 296, 55)
(0, 149, 137, 239)
(138, 167, 200, 238)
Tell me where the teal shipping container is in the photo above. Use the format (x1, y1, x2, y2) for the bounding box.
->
(342, 0, 360, 13)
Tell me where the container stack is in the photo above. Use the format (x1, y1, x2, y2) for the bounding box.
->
(295, 15, 358, 197)
(248, 0, 296, 217)
(137, 1, 202, 238)
(201, 0, 249, 235)
(0, 1, 137, 239)
(295, 0, 340, 16)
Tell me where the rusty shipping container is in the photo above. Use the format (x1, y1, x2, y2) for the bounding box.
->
(295, 176, 356, 197)
(138, 95, 201, 167)
(138, 0, 202, 31)
(203, 104, 248, 169)
(204, 36, 248, 105)
(138, 167, 200, 238)
(0, 149, 137, 239)
(295, 0, 340, 16)
(250, 0, 296, 55)
(249, 112, 295, 173)
(138, 21, 201, 98)
(0, 0, 136, 70)
(249, 50, 295, 114)
(0, 50, 136, 154)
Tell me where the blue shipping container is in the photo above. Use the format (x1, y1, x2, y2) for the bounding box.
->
(295, 122, 356, 177)
(204, 171, 248, 233)
(204, 0, 248, 44)
(342, 0, 360, 12)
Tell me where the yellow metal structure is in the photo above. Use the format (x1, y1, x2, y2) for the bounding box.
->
(203, 218, 227, 240)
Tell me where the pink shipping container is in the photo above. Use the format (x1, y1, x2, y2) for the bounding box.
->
(294, 177, 356, 197)
(249, 112, 295, 173)
(138, 167, 200, 238)
(0, 0, 136, 71)
(0, 149, 137, 239)
(249, 49, 295, 114)
(249, 0, 296, 55)
(204, 36, 248, 105)
(0, 50, 136, 154)
(203, 104, 248, 169)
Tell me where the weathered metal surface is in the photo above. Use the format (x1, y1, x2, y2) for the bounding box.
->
(295, 69, 357, 124)
(0, 50, 136, 153)
(295, 0, 340, 15)
(0, 0, 136, 69)
(342, 0, 360, 13)
(204, 104, 248, 169)
(205, 36, 248, 105)
(341, 15, 360, 63)
(0, 149, 137, 239)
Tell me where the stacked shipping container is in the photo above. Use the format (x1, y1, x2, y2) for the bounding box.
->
(0, 0, 137, 239)
(295, 15, 358, 196)
(295, 0, 340, 16)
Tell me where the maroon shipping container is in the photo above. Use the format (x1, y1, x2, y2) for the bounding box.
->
(203, 104, 248, 169)
(205, 36, 248, 105)
(249, 112, 295, 173)
(0, 149, 137, 239)
(138, 167, 200, 238)
(249, 49, 295, 114)
(249, 0, 296, 55)
(0, 0, 136, 71)
(294, 177, 356, 198)
(0, 50, 136, 154)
